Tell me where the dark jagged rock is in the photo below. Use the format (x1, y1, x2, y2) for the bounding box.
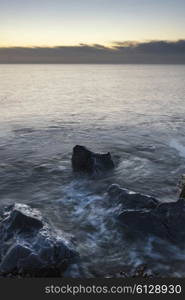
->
(107, 183, 185, 246)
(72, 145, 114, 175)
(0, 203, 78, 276)
(116, 185, 185, 245)
(108, 184, 159, 210)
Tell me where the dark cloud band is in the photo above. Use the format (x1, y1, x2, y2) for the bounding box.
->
(0, 40, 185, 63)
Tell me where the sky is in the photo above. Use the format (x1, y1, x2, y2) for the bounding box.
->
(0, 0, 185, 63)
(1, 0, 185, 47)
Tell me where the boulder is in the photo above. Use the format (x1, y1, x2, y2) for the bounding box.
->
(117, 190, 185, 246)
(107, 183, 185, 246)
(72, 145, 114, 175)
(0, 203, 78, 276)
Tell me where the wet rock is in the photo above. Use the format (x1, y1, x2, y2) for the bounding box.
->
(4, 204, 43, 235)
(72, 145, 114, 175)
(118, 210, 169, 241)
(0, 203, 78, 276)
(108, 184, 159, 210)
(154, 199, 185, 243)
(178, 174, 185, 199)
(118, 194, 185, 246)
(108, 183, 185, 246)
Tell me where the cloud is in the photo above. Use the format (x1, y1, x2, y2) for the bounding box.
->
(0, 40, 185, 63)
(113, 40, 185, 54)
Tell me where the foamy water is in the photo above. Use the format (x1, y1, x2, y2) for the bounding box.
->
(0, 64, 185, 277)
(170, 139, 185, 158)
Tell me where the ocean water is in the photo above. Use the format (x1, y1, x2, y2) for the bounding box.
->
(0, 64, 185, 277)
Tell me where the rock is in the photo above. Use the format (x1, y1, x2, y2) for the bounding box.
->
(72, 145, 114, 175)
(108, 184, 159, 210)
(107, 183, 185, 246)
(178, 174, 185, 199)
(0, 203, 78, 276)
(118, 210, 169, 241)
(118, 194, 185, 246)
(154, 199, 185, 244)
(3, 204, 43, 235)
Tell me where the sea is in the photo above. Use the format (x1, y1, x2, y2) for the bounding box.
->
(0, 64, 185, 277)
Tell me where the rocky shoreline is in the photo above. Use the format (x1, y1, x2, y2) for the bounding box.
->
(0, 145, 185, 278)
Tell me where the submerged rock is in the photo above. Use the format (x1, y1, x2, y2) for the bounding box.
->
(0, 203, 78, 276)
(72, 145, 114, 175)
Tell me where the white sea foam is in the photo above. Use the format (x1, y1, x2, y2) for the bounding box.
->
(170, 139, 185, 158)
